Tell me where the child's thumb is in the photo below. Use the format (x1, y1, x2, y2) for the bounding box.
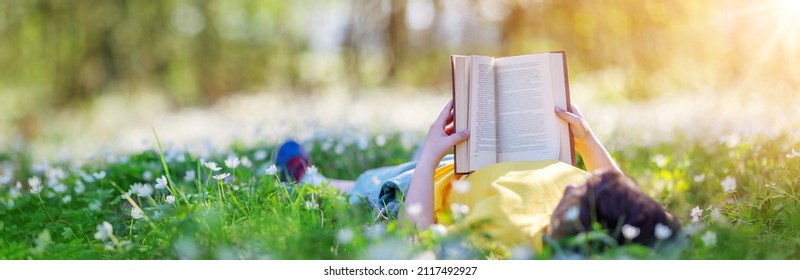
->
(448, 129, 470, 145)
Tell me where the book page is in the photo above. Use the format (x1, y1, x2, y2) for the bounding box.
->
(452, 56, 471, 173)
(468, 55, 497, 171)
(494, 54, 559, 162)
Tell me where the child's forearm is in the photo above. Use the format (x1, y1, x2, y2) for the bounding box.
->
(575, 133, 621, 174)
(400, 155, 439, 230)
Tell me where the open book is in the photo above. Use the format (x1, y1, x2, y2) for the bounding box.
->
(451, 50, 574, 174)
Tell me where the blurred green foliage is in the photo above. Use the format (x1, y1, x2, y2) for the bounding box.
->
(2, 0, 798, 109)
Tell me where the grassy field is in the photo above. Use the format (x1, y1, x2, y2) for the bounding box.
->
(1, 123, 799, 260)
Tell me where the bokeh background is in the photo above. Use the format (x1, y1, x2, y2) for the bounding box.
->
(1, 0, 799, 161)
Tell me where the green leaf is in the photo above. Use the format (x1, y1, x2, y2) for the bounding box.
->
(61, 227, 75, 240)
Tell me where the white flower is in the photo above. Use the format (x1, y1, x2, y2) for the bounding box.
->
(720, 134, 740, 148)
(46, 167, 66, 182)
(92, 171, 106, 180)
(139, 184, 153, 197)
(254, 150, 267, 161)
(786, 149, 800, 159)
(450, 203, 470, 219)
(683, 223, 704, 236)
(89, 200, 102, 211)
(693, 174, 706, 183)
(131, 207, 144, 220)
(306, 165, 318, 175)
(652, 154, 667, 168)
(82, 173, 95, 183)
(654, 223, 672, 240)
(204, 161, 221, 172)
(364, 223, 387, 240)
(155, 175, 168, 189)
(240, 156, 252, 168)
(224, 156, 240, 169)
(28, 176, 43, 194)
(334, 144, 345, 155)
(62, 195, 72, 204)
(9, 181, 22, 198)
(74, 181, 85, 194)
(701, 231, 717, 247)
(509, 246, 535, 260)
(452, 179, 471, 194)
(721, 176, 737, 193)
(710, 207, 723, 222)
(375, 134, 387, 147)
(184, 170, 195, 182)
(691, 206, 702, 223)
(0, 166, 12, 185)
(142, 171, 153, 181)
(406, 203, 423, 217)
(429, 224, 448, 237)
(358, 136, 369, 150)
(336, 228, 355, 244)
(621, 224, 640, 240)
(121, 191, 132, 200)
(130, 183, 153, 197)
(265, 165, 278, 176)
(213, 173, 230, 180)
(52, 183, 67, 193)
(93, 221, 113, 241)
(305, 200, 319, 210)
(166, 195, 175, 204)
(563, 206, 580, 222)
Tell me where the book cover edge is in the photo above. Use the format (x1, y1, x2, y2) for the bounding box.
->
(551, 50, 576, 166)
(451, 55, 469, 174)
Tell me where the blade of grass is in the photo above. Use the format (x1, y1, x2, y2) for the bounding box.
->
(151, 127, 187, 205)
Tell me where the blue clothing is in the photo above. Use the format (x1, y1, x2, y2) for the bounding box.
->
(348, 155, 454, 219)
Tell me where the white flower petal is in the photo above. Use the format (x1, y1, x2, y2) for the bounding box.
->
(131, 208, 144, 220)
(452, 179, 471, 194)
(155, 175, 168, 189)
(621, 224, 640, 240)
(336, 228, 355, 244)
(406, 203, 423, 217)
(721, 176, 737, 193)
(213, 173, 230, 181)
(690, 206, 702, 223)
(429, 224, 448, 237)
(654, 223, 672, 240)
(563, 206, 580, 222)
(701, 231, 717, 247)
(265, 165, 278, 176)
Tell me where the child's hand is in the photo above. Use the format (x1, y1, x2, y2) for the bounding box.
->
(419, 100, 470, 164)
(555, 103, 621, 173)
(555, 104, 592, 145)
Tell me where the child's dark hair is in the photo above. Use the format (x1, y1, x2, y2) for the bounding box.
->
(552, 171, 681, 247)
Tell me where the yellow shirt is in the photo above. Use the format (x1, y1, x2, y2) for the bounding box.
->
(433, 160, 588, 254)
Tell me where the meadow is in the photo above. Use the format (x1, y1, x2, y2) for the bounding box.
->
(1, 107, 799, 260)
(2, 0, 800, 261)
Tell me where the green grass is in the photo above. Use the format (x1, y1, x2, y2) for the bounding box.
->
(0, 131, 799, 260)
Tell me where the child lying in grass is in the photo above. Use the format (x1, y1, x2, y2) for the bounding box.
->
(277, 100, 682, 254)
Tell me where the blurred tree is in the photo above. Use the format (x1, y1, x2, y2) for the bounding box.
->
(0, 0, 796, 111)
